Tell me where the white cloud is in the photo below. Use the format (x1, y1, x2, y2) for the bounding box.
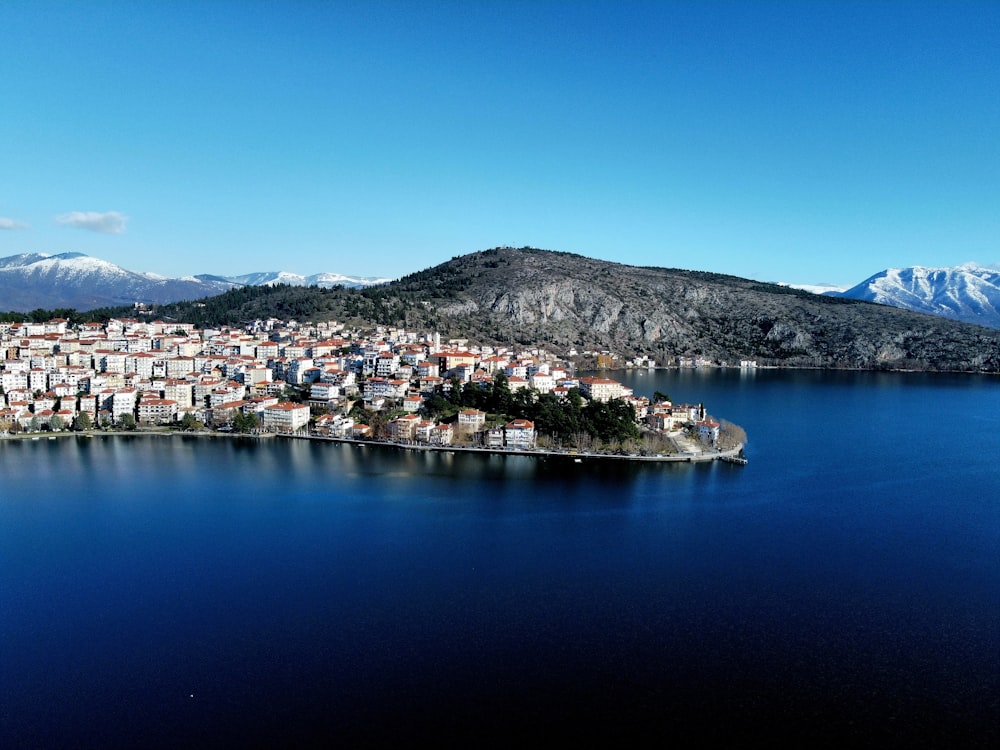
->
(56, 210, 127, 234)
(0, 217, 29, 230)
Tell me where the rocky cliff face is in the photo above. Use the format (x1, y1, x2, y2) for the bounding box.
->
(391, 248, 1000, 371)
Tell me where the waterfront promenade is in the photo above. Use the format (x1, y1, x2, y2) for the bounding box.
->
(1, 427, 745, 464)
(284, 431, 745, 464)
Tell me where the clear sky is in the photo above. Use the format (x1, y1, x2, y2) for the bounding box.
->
(1, 0, 997, 286)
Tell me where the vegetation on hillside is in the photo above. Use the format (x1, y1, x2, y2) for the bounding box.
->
(418, 373, 642, 448)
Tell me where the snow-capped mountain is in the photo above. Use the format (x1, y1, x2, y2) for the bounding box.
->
(0, 252, 393, 312)
(224, 270, 392, 288)
(0, 252, 240, 312)
(837, 263, 1000, 329)
(779, 281, 848, 295)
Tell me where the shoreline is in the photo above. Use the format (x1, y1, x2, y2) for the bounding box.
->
(283, 432, 745, 463)
(0, 428, 744, 464)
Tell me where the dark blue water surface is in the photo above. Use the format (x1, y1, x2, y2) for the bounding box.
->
(2, 370, 998, 747)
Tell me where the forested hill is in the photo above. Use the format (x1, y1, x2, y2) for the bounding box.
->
(101, 247, 1000, 371)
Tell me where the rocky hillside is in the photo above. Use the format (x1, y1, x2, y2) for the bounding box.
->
(152, 247, 1000, 372)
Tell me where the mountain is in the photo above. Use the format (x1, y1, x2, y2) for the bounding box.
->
(0, 252, 53, 269)
(225, 270, 392, 288)
(151, 247, 1000, 372)
(780, 282, 848, 296)
(0, 253, 240, 312)
(0, 253, 393, 312)
(837, 264, 1000, 329)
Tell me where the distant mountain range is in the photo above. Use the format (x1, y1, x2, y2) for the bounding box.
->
(1, 251, 998, 333)
(835, 264, 1000, 329)
(222, 270, 394, 288)
(0, 253, 392, 312)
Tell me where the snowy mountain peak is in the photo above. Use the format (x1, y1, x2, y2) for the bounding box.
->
(839, 264, 1000, 329)
(0, 252, 51, 269)
(0, 252, 239, 311)
(224, 270, 392, 289)
(0, 251, 392, 311)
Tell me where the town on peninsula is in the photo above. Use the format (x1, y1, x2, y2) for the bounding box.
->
(0, 315, 746, 463)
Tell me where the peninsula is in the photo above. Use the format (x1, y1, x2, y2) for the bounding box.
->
(0, 315, 745, 462)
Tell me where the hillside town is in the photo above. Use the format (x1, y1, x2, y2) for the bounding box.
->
(0, 316, 742, 459)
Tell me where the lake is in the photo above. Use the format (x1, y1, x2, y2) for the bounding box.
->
(2, 369, 998, 747)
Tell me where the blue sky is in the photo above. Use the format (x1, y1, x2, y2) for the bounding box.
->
(1, 1, 997, 286)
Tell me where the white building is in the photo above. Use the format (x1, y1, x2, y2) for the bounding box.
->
(504, 419, 536, 449)
(457, 408, 486, 433)
(262, 402, 310, 433)
(111, 387, 138, 423)
(578, 377, 625, 402)
(138, 398, 178, 425)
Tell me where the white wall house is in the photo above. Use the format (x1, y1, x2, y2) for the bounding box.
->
(262, 402, 310, 433)
(504, 419, 536, 449)
(578, 377, 624, 402)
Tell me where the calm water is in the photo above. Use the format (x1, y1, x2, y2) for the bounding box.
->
(2, 369, 998, 747)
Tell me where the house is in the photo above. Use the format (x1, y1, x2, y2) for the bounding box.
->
(375, 352, 400, 377)
(457, 408, 486, 433)
(578, 377, 624, 402)
(419, 375, 444, 393)
(504, 419, 535, 449)
(696, 418, 720, 446)
(162, 379, 194, 408)
(507, 375, 529, 392)
(529, 371, 555, 393)
(414, 419, 435, 443)
(138, 397, 178, 425)
(262, 402, 310, 433)
(430, 422, 453, 446)
(387, 413, 421, 441)
(315, 414, 355, 438)
(363, 377, 408, 401)
(428, 350, 478, 376)
(309, 382, 341, 403)
(112, 388, 138, 423)
(402, 395, 424, 413)
(207, 399, 247, 426)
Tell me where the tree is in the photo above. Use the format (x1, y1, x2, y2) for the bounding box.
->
(119, 413, 137, 431)
(233, 410, 259, 433)
(718, 420, 747, 450)
(447, 377, 464, 406)
(48, 415, 65, 431)
(653, 390, 672, 404)
(490, 372, 512, 414)
(180, 412, 200, 431)
(75, 412, 92, 431)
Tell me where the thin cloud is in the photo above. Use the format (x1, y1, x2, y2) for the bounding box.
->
(56, 210, 127, 234)
(0, 217, 29, 230)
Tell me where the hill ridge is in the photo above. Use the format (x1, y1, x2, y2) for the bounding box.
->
(145, 247, 1000, 372)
